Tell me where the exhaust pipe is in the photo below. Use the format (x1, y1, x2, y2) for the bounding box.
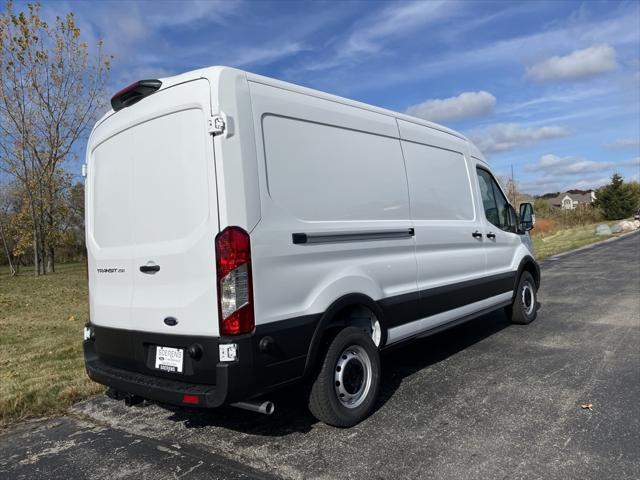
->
(106, 388, 144, 407)
(231, 400, 275, 415)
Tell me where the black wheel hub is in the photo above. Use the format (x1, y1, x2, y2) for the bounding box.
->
(342, 359, 365, 395)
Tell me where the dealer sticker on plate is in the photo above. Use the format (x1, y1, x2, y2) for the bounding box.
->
(155, 346, 184, 373)
(219, 343, 237, 362)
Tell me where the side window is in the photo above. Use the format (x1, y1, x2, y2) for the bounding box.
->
(477, 169, 499, 226)
(476, 168, 513, 231)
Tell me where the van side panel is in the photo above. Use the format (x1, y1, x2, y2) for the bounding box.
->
(247, 81, 418, 382)
(262, 115, 408, 222)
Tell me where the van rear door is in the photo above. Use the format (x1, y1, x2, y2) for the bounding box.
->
(87, 78, 220, 336)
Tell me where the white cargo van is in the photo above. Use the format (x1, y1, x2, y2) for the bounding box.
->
(84, 66, 539, 427)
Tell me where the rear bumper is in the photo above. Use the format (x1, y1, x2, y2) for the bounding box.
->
(85, 355, 225, 407)
(83, 324, 256, 408)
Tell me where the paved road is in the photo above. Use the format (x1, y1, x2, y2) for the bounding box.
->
(1, 233, 639, 480)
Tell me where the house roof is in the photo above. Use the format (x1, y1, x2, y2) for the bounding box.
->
(550, 191, 594, 206)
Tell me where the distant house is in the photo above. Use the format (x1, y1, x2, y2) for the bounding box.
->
(548, 190, 596, 210)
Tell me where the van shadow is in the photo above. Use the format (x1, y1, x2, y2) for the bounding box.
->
(163, 310, 511, 436)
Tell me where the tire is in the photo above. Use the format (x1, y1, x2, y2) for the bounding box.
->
(307, 326, 381, 427)
(507, 271, 538, 325)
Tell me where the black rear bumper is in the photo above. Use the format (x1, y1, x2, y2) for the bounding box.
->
(85, 355, 225, 407)
(83, 318, 318, 408)
(83, 324, 257, 408)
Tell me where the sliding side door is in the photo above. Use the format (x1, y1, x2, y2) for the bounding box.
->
(387, 120, 486, 343)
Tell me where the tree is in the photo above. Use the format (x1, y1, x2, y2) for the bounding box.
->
(0, 185, 16, 274)
(497, 175, 520, 206)
(533, 198, 551, 216)
(0, 1, 110, 274)
(593, 173, 639, 220)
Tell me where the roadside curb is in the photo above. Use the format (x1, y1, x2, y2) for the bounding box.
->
(541, 228, 640, 265)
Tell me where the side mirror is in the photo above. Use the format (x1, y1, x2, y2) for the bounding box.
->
(519, 202, 534, 231)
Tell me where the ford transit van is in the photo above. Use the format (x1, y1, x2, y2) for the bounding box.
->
(83, 66, 539, 427)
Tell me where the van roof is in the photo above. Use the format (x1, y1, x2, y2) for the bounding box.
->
(240, 68, 467, 142)
(96, 65, 486, 161)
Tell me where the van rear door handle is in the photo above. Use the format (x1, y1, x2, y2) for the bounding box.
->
(140, 264, 160, 274)
(486, 232, 496, 240)
(472, 231, 483, 239)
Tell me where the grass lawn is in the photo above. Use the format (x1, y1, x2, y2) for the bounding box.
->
(0, 262, 103, 428)
(532, 221, 625, 260)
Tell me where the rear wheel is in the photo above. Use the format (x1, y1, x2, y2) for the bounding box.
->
(308, 327, 380, 427)
(507, 271, 538, 324)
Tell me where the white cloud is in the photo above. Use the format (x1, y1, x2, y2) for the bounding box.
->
(604, 138, 640, 149)
(341, 0, 452, 57)
(518, 155, 640, 194)
(406, 91, 496, 123)
(527, 155, 606, 175)
(469, 123, 570, 154)
(525, 44, 618, 81)
(145, 0, 239, 28)
(224, 42, 307, 68)
(299, 0, 457, 72)
(519, 175, 611, 195)
(337, 8, 639, 94)
(526, 154, 640, 175)
(51, 1, 240, 60)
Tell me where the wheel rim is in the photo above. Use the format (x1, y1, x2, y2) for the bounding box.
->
(521, 281, 535, 316)
(334, 345, 372, 409)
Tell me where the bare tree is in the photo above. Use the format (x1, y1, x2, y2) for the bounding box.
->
(0, 1, 111, 274)
(0, 187, 16, 275)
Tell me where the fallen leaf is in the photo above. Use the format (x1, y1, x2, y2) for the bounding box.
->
(580, 403, 593, 411)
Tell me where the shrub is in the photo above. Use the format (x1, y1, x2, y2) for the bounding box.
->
(530, 218, 558, 237)
(535, 205, 603, 230)
(593, 174, 640, 220)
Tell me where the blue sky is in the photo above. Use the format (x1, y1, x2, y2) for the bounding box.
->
(41, 0, 640, 195)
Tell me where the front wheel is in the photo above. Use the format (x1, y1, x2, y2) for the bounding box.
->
(507, 271, 538, 324)
(308, 327, 381, 427)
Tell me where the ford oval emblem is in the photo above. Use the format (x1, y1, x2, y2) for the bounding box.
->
(164, 317, 178, 326)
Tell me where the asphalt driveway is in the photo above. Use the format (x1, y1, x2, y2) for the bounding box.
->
(2, 233, 639, 479)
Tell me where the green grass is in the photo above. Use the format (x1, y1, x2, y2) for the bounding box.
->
(0, 263, 103, 428)
(532, 221, 622, 260)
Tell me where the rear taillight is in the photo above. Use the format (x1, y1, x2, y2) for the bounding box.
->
(215, 227, 254, 336)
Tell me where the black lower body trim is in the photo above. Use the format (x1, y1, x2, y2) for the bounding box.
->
(381, 299, 513, 353)
(381, 272, 516, 329)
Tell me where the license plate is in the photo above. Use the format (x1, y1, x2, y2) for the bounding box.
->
(155, 346, 184, 373)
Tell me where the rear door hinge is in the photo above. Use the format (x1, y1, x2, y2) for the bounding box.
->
(208, 113, 233, 138)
